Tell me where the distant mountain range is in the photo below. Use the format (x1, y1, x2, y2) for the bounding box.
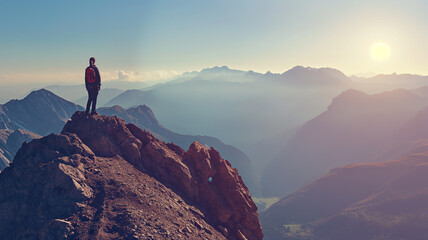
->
(260, 86, 428, 239)
(40, 66, 428, 164)
(37, 66, 428, 197)
(104, 66, 352, 155)
(263, 88, 428, 197)
(352, 73, 428, 93)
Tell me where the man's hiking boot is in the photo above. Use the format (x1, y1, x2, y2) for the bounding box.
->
(91, 111, 98, 115)
(85, 110, 89, 115)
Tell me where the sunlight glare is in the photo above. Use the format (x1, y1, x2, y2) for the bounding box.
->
(371, 43, 390, 61)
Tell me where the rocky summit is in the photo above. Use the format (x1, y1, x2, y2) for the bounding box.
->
(0, 111, 263, 240)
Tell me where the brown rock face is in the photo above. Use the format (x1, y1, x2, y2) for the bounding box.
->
(0, 111, 262, 239)
(0, 133, 224, 240)
(62, 112, 263, 240)
(185, 142, 262, 240)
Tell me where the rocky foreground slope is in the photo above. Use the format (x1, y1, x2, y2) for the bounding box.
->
(0, 112, 263, 240)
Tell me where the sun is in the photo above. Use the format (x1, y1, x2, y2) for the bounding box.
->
(371, 43, 390, 61)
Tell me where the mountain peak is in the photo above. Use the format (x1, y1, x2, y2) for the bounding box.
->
(198, 66, 250, 77)
(279, 66, 350, 86)
(22, 88, 64, 102)
(134, 104, 152, 112)
(200, 65, 230, 73)
(0, 111, 263, 239)
(337, 89, 367, 98)
(212, 65, 230, 70)
(2, 89, 83, 135)
(27, 88, 54, 95)
(283, 66, 347, 77)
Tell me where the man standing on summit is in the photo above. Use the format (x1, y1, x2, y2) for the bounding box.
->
(85, 57, 101, 115)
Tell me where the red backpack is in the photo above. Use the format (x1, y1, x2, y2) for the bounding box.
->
(86, 67, 96, 84)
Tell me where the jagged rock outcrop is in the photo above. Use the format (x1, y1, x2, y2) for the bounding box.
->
(0, 111, 263, 240)
(62, 111, 263, 240)
(98, 105, 262, 197)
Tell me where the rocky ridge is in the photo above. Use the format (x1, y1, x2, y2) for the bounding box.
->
(97, 104, 261, 196)
(0, 111, 263, 240)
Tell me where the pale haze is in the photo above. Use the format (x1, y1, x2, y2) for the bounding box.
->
(1, 0, 428, 86)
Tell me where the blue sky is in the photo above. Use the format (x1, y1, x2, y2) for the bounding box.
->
(1, 0, 428, 84)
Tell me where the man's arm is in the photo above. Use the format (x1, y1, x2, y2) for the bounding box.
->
(94, 67, 101, 86)
(85, 68, 89, 90)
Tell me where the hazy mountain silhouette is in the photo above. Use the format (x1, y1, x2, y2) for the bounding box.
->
(261, 148, 428, 240)
(74, 88, 124, 107)
(105, 66, 351, 157)
(263, 88, 428, 197)
(278, 66, 351, 86)
(353, 73, 428, 93)
(409, 86, 428, 98)
(45, 80, 148, 103)
(0, 112, 263, 239)
(377, 106, 428, 162)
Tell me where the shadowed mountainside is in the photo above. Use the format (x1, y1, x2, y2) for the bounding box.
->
(261, 148, 428, 240)
(263, 88, 428, 197)
(0, 89, 82, 170)
(0, 129, 41, 170)
(0, 89, 83, 136)
(0, 112, 263, 240)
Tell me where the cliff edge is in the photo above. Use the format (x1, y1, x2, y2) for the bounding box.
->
(0, 111, 262, 240)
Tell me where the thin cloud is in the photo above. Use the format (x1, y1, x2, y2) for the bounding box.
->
(105, 70, 179, 82)
(0, 69, 180, 85)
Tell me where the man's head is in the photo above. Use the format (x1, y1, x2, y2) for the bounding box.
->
(89, 57, 95, 66)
